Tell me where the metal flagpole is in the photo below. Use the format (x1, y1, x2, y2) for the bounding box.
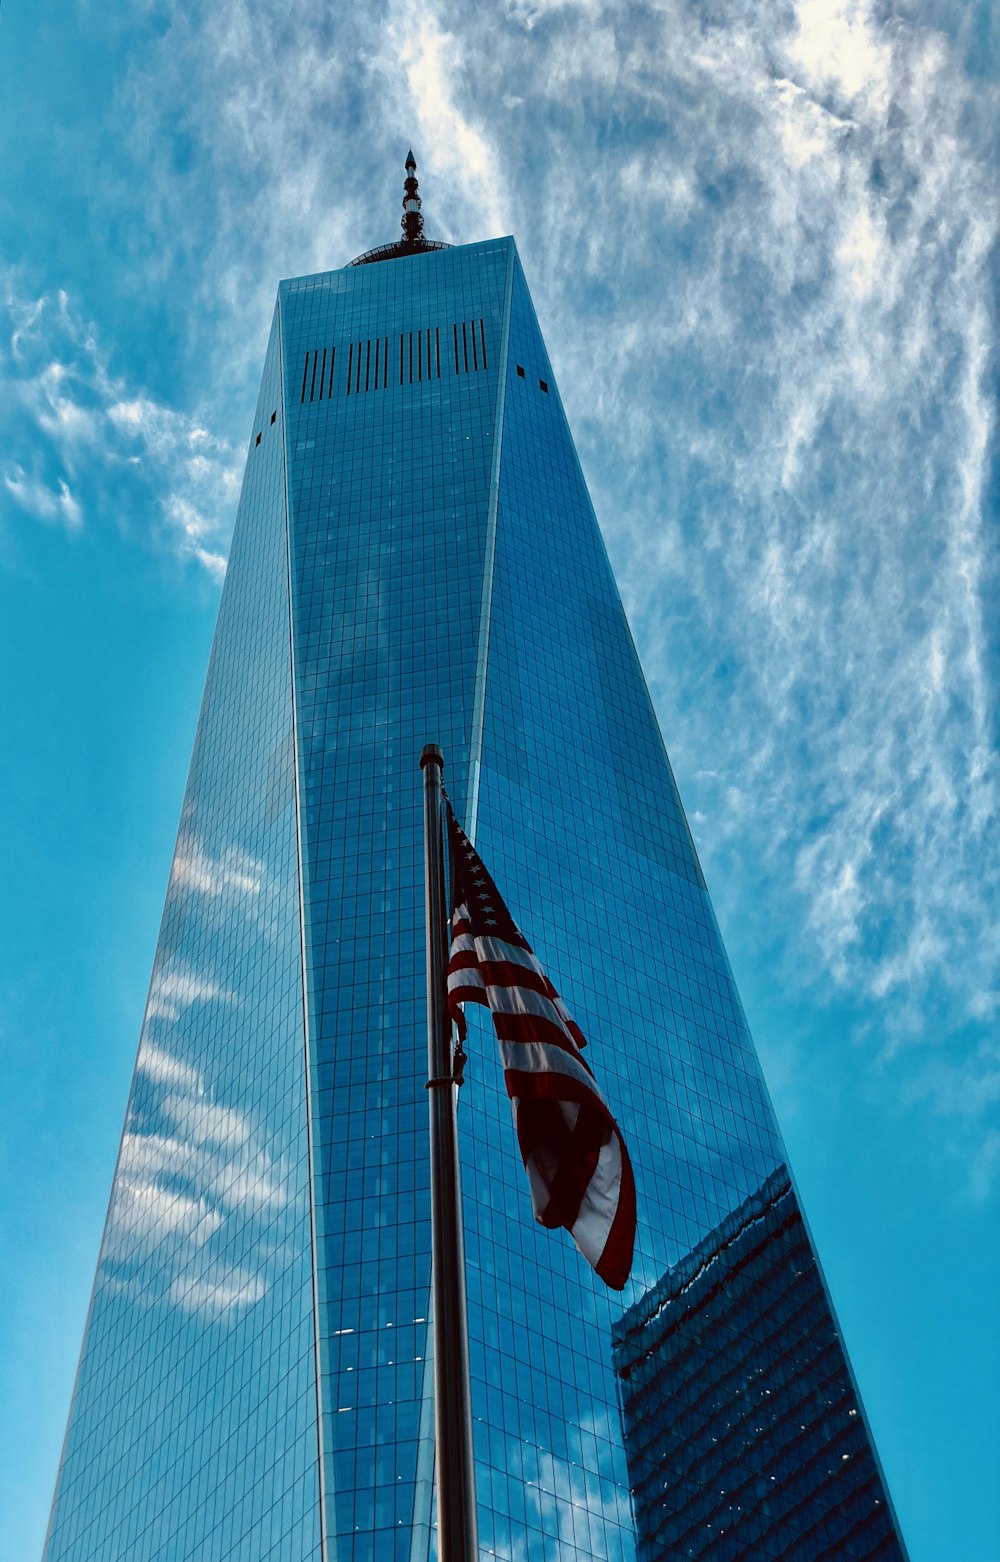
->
(419, 744, 479, 1561)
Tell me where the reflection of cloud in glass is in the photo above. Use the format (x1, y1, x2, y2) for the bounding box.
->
(146, 961, 231, 1021)
(167, 829, 293, 944)
(490, 1411, 632, 1560)
(101, 1038, 290, 1320)
(170, 835, 265, 901)
(170, 1271, 266, 1316)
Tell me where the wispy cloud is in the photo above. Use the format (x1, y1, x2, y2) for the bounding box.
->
(39, 0, 999, 1187)
(3, 468, 82, 530)
(0, 275, 238, 574)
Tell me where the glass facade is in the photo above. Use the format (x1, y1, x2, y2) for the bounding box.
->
(46, 236, 907, 1561)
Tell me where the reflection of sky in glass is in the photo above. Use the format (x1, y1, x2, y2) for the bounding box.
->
(44, 308, 321, 1562)
(47, 238, 903, 1562)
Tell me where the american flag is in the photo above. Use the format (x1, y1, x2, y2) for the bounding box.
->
(445, 803, 636, 1290)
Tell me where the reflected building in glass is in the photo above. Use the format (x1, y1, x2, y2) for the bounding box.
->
(46, 160, 907, 1561)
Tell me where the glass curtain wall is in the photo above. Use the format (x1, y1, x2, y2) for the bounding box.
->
(46, 236, 906, 1562)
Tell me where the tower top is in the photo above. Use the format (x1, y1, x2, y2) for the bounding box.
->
(348, 150, 451, 268)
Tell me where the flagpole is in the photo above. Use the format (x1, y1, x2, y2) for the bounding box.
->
(419, 744, 479, 1561)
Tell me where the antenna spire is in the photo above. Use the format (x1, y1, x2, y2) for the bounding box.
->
(348, 149, 450, 265)
(402, 150, 425, 245)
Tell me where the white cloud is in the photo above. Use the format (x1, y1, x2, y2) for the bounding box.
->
(48, 0, 999, 1185)
(166, 832, 296, 944)
(164, 1095, 249, 1150)
(3, 468, 82, 529)
(0, 274, 238, 574)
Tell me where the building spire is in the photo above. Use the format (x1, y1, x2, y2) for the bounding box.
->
(401, 149, 425, 245)
(348, 149, 450, 266)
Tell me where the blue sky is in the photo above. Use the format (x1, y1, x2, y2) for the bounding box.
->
(1, 1, 997, 1557)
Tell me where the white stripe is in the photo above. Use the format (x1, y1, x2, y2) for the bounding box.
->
(483, 983, 574, 1036)
(570, 1135, 622, 1264)
(499, 1038, 604, 1100)
(470, 937, 545, 977)
(448, 968, 485, 993)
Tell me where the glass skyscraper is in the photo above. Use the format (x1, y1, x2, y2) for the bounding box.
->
(46, 164, 907, 1561)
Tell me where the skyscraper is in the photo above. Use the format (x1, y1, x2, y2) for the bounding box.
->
(45, 160, 907, 1561)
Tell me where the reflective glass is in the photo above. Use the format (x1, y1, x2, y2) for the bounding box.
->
(47, 240, 906, 1562)
(44, 308, 322, 1562)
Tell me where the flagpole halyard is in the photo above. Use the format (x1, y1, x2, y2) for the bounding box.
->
(419, 744, 478, 1561)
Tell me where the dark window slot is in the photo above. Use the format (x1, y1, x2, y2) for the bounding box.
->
(479, 319, 487, 369)
(318, 348, 327, 400)
(365, 340, 371, 392)
(409, 331, 414, 384)
(384, 338, 389, 389)
(270, 410, 276, 424)
(471, 320, 478, 371)
(255, 432, 261, 446)
(435, 327, 441, 378)
(374, 338, 380, 391)
(416, 328, 422, 382)
(346, 342, 354, 395)
(462, 321, 470, 374)
(309, 352, 319, 401)
(327, 346, 336, 397)
(355, 342, 362, 394)
(516, 364, 525, 378)
(300, 352, 311, 403)
(400, 334, 405, 385)
(453, 323, 460, 375)
(539, 379, 549, 393)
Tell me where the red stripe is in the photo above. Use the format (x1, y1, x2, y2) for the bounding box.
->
(565, 1019, 588, 1051)
(474, 960, 558, 1000)
(447, 950, 480, 974)
(448, 982, 488, 1010)
(503, 1067, 609, 1115)
(493, 1011, 596, 1076)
